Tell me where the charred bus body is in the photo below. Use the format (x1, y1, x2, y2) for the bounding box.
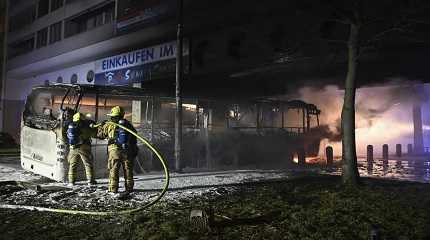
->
(21, 84, 322, 182)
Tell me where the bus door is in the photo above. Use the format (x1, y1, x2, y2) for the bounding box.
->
(96, 94, 155, 174)
(93, 95, 135, 176)
(74, 93, 102, 177)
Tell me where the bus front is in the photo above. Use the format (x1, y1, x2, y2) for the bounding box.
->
(21, 85, 78, 182)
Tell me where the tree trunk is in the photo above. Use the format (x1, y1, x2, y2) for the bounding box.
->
(341, 23, 360, 185)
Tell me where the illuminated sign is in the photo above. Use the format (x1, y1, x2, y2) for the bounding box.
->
(95, 41, 184, 73)
(116, 0, 175, 30)
(94, 41, 188, 86)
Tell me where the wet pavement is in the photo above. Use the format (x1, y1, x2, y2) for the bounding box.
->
(322, 156, 430, 183)
(0, 156, 291, 211)
(359, 157, 430, 183)
(1, 155, 429, 212)
(0, 156, 46, 183)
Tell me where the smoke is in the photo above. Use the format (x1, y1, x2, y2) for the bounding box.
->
(291, 80, 429, 157)
(295, 85, 343, 135)
(308, 123, 342, 142)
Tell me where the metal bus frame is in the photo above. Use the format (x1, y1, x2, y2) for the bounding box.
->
(21, 84, 322, 182)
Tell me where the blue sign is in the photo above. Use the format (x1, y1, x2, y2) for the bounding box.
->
(94, 41, 188, 86)
(95, 59, 184, 86)
(95, 41, 183, 73)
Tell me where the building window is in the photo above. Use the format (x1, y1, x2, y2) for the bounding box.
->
(51, 0, 64, 12)
(37, 0, 49, 18)
(95, 12, 104, 27)
(56, 76, 63, 83)
(36, 28, 48, 48)
(86, 17, 96, 30)
(64, 2, 115, 38)
(86, 70, 94, 83)
(66, 0, 78, 4)
(9, 6, 36, 32)
(71, 74, 78, 84)
(49, 22, 62, 44)
(8, 35, 35, 58)
(105, 8, 114, 24)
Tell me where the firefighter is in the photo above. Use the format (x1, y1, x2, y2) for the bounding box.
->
(96, 106, 138, 193)
(66, 112, 97, 186)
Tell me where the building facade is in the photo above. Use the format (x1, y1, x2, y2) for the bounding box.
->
(5, 0, 427, 142)
(2, 0, 185, 139)
(3, 0, 312, 140)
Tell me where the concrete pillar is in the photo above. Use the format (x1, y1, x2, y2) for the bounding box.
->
(396, 144, 402, 157)
(298, 148, 306, 165)
(149, 97, 157, 170)
(131, 82, 143, 124)
(326, 146, 333, 166)
(367, 145, 374, 163)
(302, 108, 306, 133)
(382, 144, 389, 163)
(281, 103, 284, 129)
(204, 110, 213, 169)
(195, 100, 200, 129)
(407, 144, 413, 155)
(306, 109, 310, 132)
(413, 98, 424, 155)
(367, 145, 374, 172)
(256, 103, 261, 130)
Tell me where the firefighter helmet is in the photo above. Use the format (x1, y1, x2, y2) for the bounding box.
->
(107, 106, 124, 117)
(72, 112, 84, 122)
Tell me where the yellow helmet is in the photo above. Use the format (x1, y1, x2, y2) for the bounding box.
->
(107, 106, 124, 117)
(72, 112, 84, 122)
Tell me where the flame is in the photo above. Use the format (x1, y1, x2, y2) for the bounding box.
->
(297, 83, 428, 157)
(292, 154, 323, 164)
(293, 153, 298, 163)
(305, 157, 322, 164)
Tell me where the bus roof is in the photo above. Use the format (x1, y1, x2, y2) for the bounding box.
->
(30, 84, 321, 112)
(31, 84, 172, 98)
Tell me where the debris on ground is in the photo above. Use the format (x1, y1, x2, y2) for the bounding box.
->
(1, 175, 429, 240)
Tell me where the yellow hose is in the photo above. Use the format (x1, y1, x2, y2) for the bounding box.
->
(0, 123, 170, 216)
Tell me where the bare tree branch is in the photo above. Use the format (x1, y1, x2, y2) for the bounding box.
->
(321, 38, 348, 44)
(357, 45, 377, 59)
(326, 18, 350, 25)
(406, 19, 430, 25)
(364, 26, 409, 46)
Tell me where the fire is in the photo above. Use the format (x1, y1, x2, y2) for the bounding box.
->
(305, 157, 322, 164)
(292, 154, 324, 164)
(297, 83, 430, 158)
(293, 153, 298, 163)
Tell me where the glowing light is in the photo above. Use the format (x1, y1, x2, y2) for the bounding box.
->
(293, 153, 298, 163)
(168, 103, 197, 111)
(297, 84, 422, 157)
(182, 104, 197, 110)
(305, 157, 322, 164)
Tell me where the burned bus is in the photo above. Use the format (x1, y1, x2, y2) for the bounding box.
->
(21, 84, 322, 182)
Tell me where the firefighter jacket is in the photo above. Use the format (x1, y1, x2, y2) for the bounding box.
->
(97, 119, 138, 157)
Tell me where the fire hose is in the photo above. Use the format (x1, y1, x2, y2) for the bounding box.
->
(0, 123, 170, 216)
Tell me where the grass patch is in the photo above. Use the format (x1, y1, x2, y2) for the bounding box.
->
(0, 175, 429, 240)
